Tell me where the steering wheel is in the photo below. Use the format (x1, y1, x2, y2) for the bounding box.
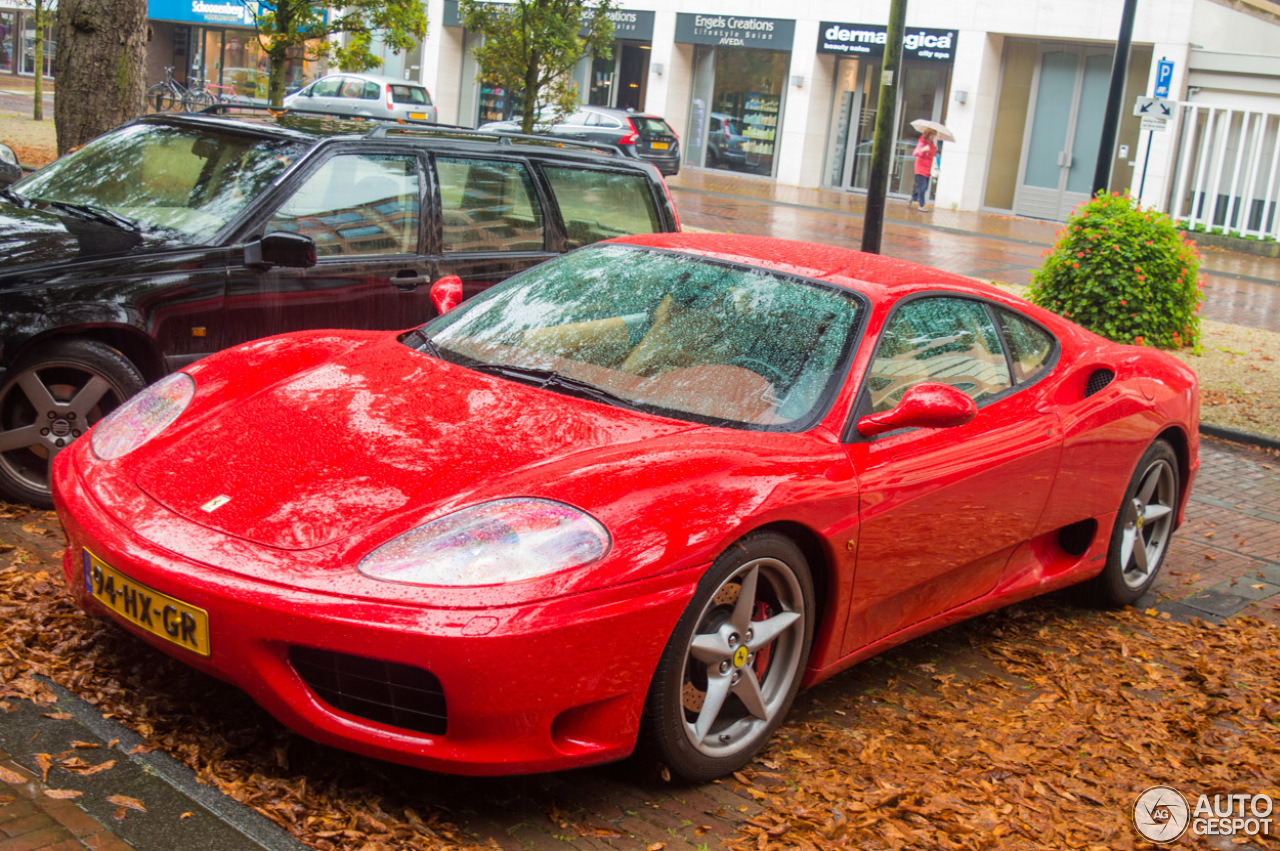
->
(728, 356, 788, 388)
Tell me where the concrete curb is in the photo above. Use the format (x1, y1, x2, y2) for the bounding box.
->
(1200, 422, 1280, 453)
(8, 677, 310, 851)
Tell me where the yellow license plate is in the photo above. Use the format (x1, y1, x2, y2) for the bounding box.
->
(83, 550, 210, 656)
(650, 141, 669, 150)
(409, 112, 427, 120)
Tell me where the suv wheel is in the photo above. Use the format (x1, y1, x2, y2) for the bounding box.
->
(0, 340, 145, 507)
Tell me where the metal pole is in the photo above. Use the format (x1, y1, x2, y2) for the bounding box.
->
(860, 0, 908, 255)
(1092, 0, 1139, 195)
(1137, 129, 1154, 201)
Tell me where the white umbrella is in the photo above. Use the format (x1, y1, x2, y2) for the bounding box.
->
(910, 118, 956, 143)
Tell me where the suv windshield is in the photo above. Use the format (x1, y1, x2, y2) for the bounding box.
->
(426, 244, 861, 429)
(14, 122, 306, 241)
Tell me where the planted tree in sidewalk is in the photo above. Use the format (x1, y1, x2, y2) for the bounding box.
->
(245, 0, 428, 108)
(53, 0, 148, 153)
(460, 0, 615, 134)
(1028, 191, 1204, 350)
(17, 0, 50, 121)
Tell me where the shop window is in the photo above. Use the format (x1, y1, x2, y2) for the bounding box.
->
(689, 47, 788, 177)
(0, 11, 15, 74)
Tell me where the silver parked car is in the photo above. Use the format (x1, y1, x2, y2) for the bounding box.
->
(284, 73, 438, 124)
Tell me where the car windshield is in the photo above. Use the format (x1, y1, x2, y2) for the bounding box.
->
(13, 122, 307, 241)
(425, 244, 862, 429)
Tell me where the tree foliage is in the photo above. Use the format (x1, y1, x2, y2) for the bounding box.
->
(244, 0, 428, 107)
(459, 0, 615, 134)
(1028, 191, 1204, 350)
(53, 0, 148, 154)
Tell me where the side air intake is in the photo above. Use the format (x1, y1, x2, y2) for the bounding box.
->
(1085, 369, 1115, 397)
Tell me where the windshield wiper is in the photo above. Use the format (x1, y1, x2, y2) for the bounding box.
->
(473, 362, 634, 407)
(0, 188, 29, 208)
(401, 327, 442, 357)
(45, 200, 140, 232)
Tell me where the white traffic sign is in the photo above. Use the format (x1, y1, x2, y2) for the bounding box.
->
(1141, 116, 1168, 133)
(1134, 96, 1174, 119)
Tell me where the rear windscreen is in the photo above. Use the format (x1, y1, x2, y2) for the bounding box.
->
(632, 117, 673, 137)
(391, 85, 431, 106)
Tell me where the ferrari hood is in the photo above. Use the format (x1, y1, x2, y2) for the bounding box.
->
(135, 338, 694, 550)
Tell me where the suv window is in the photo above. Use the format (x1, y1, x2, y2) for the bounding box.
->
(360, 81, 381, 100)
(867, 297, 1013, 412)
(339, 78, 365, 99)
(544, 166, 662, 249)
(436, 157, 544, 253)
(267, 153, 421, 256)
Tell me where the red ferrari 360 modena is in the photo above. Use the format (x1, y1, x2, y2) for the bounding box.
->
(53, 234, 1199, 782)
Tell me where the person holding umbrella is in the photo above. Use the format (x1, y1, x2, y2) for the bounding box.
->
(908, 119, 955, 212)
(910, 128, 937, 212)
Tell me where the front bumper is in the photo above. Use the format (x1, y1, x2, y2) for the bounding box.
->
(55, 459, 701, 776)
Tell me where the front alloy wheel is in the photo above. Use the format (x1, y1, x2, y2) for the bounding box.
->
(642, 532, 814, 781)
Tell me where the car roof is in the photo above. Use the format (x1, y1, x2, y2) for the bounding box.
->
(138, 112, 661, 168)
(608, 232, 1009, 302)
(314, 72, 428, 87)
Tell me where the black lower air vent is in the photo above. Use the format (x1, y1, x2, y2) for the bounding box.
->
(290, 646, 447, 735)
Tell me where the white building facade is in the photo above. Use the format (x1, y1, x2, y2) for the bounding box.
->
(409, 0, 1280, 228)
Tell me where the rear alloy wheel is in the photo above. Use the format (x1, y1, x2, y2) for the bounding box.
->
(1088, 439, 1179, 607)
(642, 532, 814, 782)
(0, 340, 145, 507)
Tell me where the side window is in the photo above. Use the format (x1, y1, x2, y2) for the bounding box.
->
(360, 81, 381, 100)
(312, 77, 342, 97)
(339, 78, 364, 99)
(266, 154, 420, 256)
(543, 166, 662, 248)
(996, 308, 1056, 384)
(435, 157, 545, 253)
(867, 297, 1013, 412)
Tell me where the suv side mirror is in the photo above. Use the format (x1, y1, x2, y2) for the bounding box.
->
(430, 275, 463, 314)
(856, 382, 977, 437)
(244, 232, 317, 269)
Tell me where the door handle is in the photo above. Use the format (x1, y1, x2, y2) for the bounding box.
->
(392, 272, 431, 291)
(1057, 151, 1068, 167)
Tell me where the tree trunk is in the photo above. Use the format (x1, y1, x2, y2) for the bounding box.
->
(53, 0, 149, 154)
(32, 0, 44, 121)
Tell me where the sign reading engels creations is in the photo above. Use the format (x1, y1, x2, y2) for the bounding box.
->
(818, 22, 958, 62)
(674, 13, 796, 50)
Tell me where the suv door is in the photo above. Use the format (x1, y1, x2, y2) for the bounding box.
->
(431, 155, 556, 302)
(224, 148, 433, 346)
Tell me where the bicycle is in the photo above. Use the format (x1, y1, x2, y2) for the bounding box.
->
(146, 67, 217, 113)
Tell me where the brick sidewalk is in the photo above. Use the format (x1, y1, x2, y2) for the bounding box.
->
(0, 755, 132, 851)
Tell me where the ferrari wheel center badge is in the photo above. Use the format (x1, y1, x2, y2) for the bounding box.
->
(733, 645, 749, 668)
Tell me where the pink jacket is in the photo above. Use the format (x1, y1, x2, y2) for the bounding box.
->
(914, 137, 937, 177)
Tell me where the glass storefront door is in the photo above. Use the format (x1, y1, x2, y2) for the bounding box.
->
(1015, 47, 1111, 220)
(0, 11, 15, 74)
(826, 59, 947, 196)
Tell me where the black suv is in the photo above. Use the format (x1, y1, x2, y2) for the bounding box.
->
(0, 111, 680, 505)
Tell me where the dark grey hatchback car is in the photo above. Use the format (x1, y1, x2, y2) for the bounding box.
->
(482, 107, 681, 176)
(0, 111, 680, 505)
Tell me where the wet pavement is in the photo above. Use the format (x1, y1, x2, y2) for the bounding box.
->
(666, 169, 1280, 333)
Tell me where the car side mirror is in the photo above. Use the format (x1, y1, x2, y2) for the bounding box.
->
(430, 275, 463, 314)
(856, 382, 977, 437)
(244, 232, 317, 269)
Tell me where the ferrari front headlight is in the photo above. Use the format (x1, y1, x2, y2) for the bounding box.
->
(358, 498, 611, 587)
(90, 372, 195, 460)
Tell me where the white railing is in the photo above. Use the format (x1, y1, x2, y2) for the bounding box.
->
(1168, 104, 1280, 241)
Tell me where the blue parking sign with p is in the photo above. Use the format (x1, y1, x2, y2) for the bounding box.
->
(1155, 58, 1174, 98)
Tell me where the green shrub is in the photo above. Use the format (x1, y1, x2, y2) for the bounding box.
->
(1028, 191, 1203, 350)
